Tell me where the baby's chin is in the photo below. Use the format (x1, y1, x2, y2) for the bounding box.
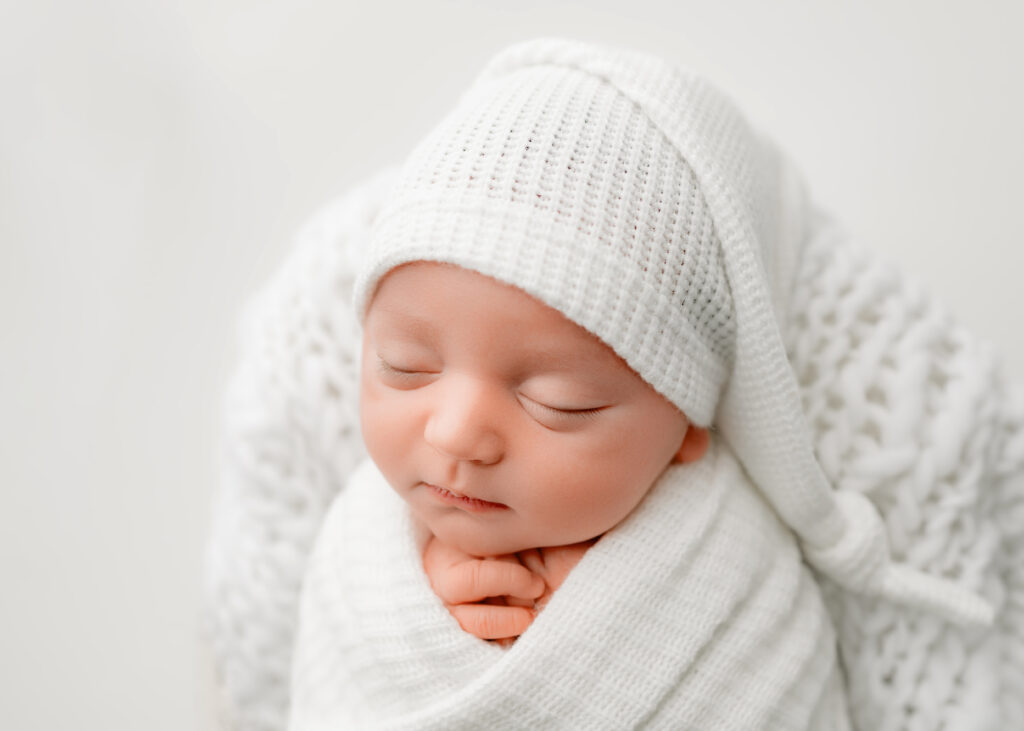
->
(427, 520, 598, 558)
(431, 526, 527, 558)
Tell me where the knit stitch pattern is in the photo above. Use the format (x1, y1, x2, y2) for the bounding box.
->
(353, 63, 734, 427)
(784, 223, 1024, 730)
(202, 169, 390, 730)
(353, 38, 994, 626)
(289, 442, 849, 730)
(204, 165, 1024, 730)
(203, 39, 1024, 730)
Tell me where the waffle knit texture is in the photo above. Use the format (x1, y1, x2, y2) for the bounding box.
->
(351, 39, 993, 624)
(203, 38, 1024, 731)
(289, 441, 850, 730)
(352, 58, 733, 426)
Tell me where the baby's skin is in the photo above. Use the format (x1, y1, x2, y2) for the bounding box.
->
(422, 538, 596, 642)
(360, 261, 709, 645)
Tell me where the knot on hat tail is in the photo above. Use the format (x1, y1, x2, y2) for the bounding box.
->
(800, 491, 888, 588)
(802, 490, 995, 627)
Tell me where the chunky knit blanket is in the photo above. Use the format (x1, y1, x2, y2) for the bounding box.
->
(289, 442, 850, 730)
(204, 155, 1024, 731)
(783, 215, 1024, 729)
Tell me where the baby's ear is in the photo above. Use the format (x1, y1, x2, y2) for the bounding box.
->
(672, 424, 710, 464)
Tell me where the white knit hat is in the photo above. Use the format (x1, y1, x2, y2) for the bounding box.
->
(353, 55, 732, 426)
(352, 38, 992, 626)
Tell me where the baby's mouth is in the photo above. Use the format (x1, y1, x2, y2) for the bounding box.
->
(422, 482, 509, 512)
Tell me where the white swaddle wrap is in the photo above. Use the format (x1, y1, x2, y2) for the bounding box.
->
(204, 38, 1024, 731)
(289, 439, 850, 730)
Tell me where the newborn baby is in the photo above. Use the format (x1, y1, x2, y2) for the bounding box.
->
(360, 262, 709, 643)
(283, 37, 999, 731)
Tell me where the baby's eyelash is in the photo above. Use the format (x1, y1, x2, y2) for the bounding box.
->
(541, 403, 605, 419)
(376, 357, 420, 378)
(519, 392, 607, 420)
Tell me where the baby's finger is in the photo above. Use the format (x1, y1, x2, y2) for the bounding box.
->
(502, 595, 535, 608)
(516, 548, 545, 577)
(434, 560, 544, 604)
(449, 603, 536, 640)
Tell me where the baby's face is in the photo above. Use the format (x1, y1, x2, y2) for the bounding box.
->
(360, 262, 694, 557)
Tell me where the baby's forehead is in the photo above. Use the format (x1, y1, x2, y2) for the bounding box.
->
(366, 261, 633, 368)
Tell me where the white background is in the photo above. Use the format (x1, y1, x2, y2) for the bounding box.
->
(2, 1, 1021, 728)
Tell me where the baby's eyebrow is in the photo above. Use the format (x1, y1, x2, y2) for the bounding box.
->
(371, 307, 440, 341)
(518, 340, 625, 380)
(521, 344, 594, 370)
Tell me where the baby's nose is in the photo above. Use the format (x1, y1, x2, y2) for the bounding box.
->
(423, 377, 505, 465)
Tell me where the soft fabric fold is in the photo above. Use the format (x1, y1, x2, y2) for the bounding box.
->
(205, 38, 1024, 731)
(289, 438, 851, 731)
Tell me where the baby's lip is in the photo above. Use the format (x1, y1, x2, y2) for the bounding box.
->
(421, 482, 509, 512)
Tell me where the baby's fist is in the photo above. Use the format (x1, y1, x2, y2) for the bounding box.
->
(422, 537, 544, 641)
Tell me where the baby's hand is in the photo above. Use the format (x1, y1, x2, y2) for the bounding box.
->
(516, 540, 596, 609)
(422, 537, 544, 642)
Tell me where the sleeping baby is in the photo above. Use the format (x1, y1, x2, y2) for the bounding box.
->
(284, 37, 998, 730)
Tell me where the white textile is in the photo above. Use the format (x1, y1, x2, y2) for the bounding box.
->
(289, 440, 850, 730)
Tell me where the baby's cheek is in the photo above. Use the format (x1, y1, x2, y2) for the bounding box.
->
(529, 459, 637, 535)
(361, 392, 415, 475)
(586, 443, 658, 512)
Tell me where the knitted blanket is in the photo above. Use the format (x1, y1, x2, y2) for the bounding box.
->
(204, 164, 1024, 731)
(288, 441, 850, 730)
(203, 77, 1024, 731)
(782, 216, 1024, 730)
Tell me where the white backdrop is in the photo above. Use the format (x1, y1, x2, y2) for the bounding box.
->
(1, 1, 1021, 729)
